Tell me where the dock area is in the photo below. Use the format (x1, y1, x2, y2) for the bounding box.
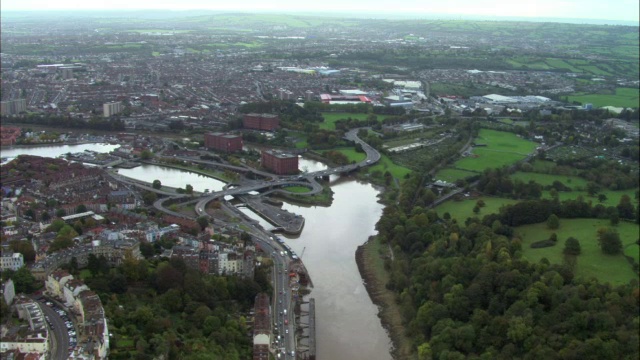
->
(239, 196, 305, 234)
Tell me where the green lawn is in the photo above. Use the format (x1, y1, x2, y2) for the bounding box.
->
(456, 150, 525, 172)
(435, 196, 519, 223)
(367, 154, 412, 180)
(541, 188, 638, 208)
(283, 186, 311, 193)
(567, 87, 640, 108)
(517, 219, 639, 286)
(79, 269, 92, 280)
(334, 147, 367, 163)
(320, 113, 370, 130)
(530, 160, 557, 173)
(454, 129, 538, 172)
(435, 168, 478, 182)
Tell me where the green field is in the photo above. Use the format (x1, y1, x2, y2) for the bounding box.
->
(319, 113, 369, 130)
(545, 58, 582, 72)
(334, 147, 367, 163)
(625, 244, 640, 263)
(434, 168, 478, 183)
(567, 87, 640, 108)
(454, 129, 537, 172)
(435, 196, 519, 223)
(367, 154, 412, 180)
(517, 219, 639, 286)
(541, 188, 638, 208)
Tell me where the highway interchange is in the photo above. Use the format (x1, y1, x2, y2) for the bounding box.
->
(126, 128, 381, 358)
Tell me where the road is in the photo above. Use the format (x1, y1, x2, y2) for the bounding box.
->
(38, 301, 70, 359)
(244, 223, 297, 359)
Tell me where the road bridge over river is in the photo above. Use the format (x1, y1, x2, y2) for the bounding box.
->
(148, 128, 381, 220)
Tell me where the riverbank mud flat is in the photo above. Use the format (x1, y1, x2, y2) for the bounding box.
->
(356, 237, 414, 360)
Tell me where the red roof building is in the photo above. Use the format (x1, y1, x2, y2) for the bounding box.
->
(204, 132, 243, 153)
(243, 113, 279, 131)
(261, 150, 298, 175)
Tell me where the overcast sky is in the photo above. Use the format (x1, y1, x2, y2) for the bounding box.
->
(2, 0, 639, 23)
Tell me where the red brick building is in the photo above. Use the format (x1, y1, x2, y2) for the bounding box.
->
(243, 113, 279, 131)
(252, 293, 271, 360)
(204, 132, 243, 152)
(0, 126, 21, 146)
(261, 150, 298, 175)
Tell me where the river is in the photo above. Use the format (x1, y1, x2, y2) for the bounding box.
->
(280, 178, 392, 360)
(0, 143, 119, 164)
(2, 144, 393, 359)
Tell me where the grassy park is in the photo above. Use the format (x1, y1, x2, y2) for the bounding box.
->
(516, 219, 639, 286)
(367, 154, 412, 180)
(454, 129, 538, 172)
(320, 113, 371, 130)
(435, 196, 519, 223)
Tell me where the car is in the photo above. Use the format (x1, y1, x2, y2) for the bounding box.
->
(285, 329, 289, 334)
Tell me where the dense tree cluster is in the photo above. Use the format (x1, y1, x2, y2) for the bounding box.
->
(84, 256, 269, 360)
(11, 114, 125, 132)
(375, 184, 639, 359)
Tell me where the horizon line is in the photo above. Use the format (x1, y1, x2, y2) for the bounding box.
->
(1, 8, 638, 25)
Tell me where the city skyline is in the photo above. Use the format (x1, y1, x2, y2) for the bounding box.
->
(1, 0, 639, 24)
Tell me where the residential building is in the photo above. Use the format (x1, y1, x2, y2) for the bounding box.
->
(261, 150, 298, 175)
(0, 99, 27, 116)
(103, 101, 123, 117)
(243, 113, 279, 131)
(1, 251, 24, 271)
(253, 293, 271, 360)
(2, 279, 16, 306)
(0, 126, 21, 146)
(204, 132, 243, 153)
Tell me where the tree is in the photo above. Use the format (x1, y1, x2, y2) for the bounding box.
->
(142, 191, 157, 206)
(597, 228, 622, 255)
(55, 209, 66, 217)
(563, 237, 581, 255)
(598, 194, 607, 203)
(586, 182, 600, 197)
(546, 214, 560, 230)
(75, 204, 87, 213)
(41, 211, 51, 222)
(617, 194, 635, 219)
(197, 216, 209, 230)
(24, 208, 35, 220)
(9, 240, 35, 262)
(152, 179, 162, 189)
(185, 184, 194, 196)
(140, 149, 153, 160)
(87, 253, 100, 276)
(11, 267, 36, 293)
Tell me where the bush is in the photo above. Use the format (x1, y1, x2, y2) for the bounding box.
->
(563, 237, 581, 255)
